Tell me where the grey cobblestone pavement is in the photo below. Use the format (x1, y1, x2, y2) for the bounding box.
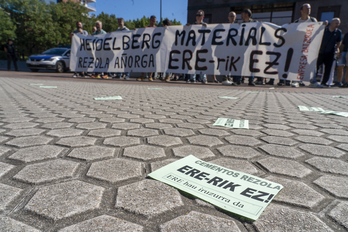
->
(0, 76, 348, 231)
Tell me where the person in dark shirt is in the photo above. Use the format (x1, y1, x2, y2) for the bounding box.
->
(317, 18, 342, 87)
(337, 33, 348, 87)
(4, 39, 18, 71)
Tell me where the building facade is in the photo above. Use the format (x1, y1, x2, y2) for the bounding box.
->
(188, 0, 346, 34)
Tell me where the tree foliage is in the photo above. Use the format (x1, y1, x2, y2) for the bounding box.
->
(0, 8, 16, 43)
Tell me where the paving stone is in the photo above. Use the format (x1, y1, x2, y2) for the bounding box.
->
(116, 179, 183, 218)
(111, 123, 141, 130)
(87, 158, 143, 183)
(159, 211, 240, 232)
(25, 180, 104, 221)
(176, 123, 205, 129)
(315, 124, 343, 129)
(123, 145, 166, 160)
(210, 158, 260, 175)
(99, 117, 126, 123)
(217, 145, 261, 159)
(41, 122, 74, 129)
(2, 117, 32, 123)
(148, 135, 182, 147)
(127, 128, 159, 137)
(144, 114, 166, 119)
(327, 135, 348, 143)
(258, 157, 312, 178)
(67, 117, 96, 123)
(76, 122, 107, 130)
(130, 118, 155, 124)
(68, 146, 117, 161)
(306, 157, 348, 175)
(225, 135, 261, 146)
(299, 144, 345, 158)
(163, 128, 195, 137)
(231, 129, 263, 137)
(5, 128, 45, 137)
(291, 129, 324, 136)
(0, 183, 22, 210)
(87, 128, 121, 137)
(56, 136, 97, 147)
(320, 129, 348, 136)
(172, 145, 215, 159)
(314, 175, 348, 198)
(260, 144, 305, 159)
(198, 128, 230, 137)
(0, 146, 11, 156)
(58, 215, 143, 232)
(261, 136, 298, 146)
(117, 114, 140, 119)
(253, 204, 333, 232)
(46, 128, 84, 137)
(104, 137, 141, 147)
(263, 124, 291, 130)
(0, 216, 41, 232)
(0, 136, 10, 143)
(145, 123, 173, 129)
(294, 136, 333, 145)
(328, 202, 348, 230)
(262, 129, 294, 137)
(3, 122, 39, 129)
(6, 136, 53, 148)
(151, 158, 178, 171)
(13, 159, 79, 184)
(9, 145, 66, 163)
(337, 144, 348, 152)
(187, 135, 223, 147)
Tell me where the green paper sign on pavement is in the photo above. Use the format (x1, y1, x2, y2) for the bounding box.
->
(298, 106, 324, 112)
(39, 86, 57, 88)
(219, 96, 239, 99)
(93, 96, 122, 100)
(321, 110, 348, 117)
(332, 96, 348, 99)
(213, 118, 249, 129)
(148, 155, 283, 221)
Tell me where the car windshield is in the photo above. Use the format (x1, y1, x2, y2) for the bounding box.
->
(42, 48, 67, 55)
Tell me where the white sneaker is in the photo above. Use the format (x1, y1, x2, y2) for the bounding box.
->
(309, 82, 324, 88)
(124, 75, 130, 80)
(222, 80, 233, 85)
(291, 82, 299, 88)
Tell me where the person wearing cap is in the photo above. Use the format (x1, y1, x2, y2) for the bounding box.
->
(4, 39, 18, 71)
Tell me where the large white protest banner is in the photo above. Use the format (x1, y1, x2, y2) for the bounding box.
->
(148, 155, 283, 221)
(71, 22, 324, 81)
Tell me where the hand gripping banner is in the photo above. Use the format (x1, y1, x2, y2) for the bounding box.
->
(71, 22, 325, 81)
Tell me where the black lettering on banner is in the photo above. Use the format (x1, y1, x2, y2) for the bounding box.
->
(212, 29, 225, 45)
(226, 28, 238, 46)
(114, 57, 119, 68)
(135, 55, 140, 67)
(183, 50, 193, 70)
(121, 56, 126, 68)
(141, 54, 148, 68)
(96, 39, 103, 51)
(152, 32, 162, 49)
(186, 30, 196, 46)
(274, 28, 287, 47)
(86, 39, 92, 50)
(112, 37, 121, 50)
(229, 56, 240, 71)
(194, 172, 209, 180)
(259, 27, 271, 46)
(142, 33, 151, 49)
(245, 27, 257, 46)
(78, 57, 83, 68)
(239, 24, 246, 46)
(168, 50, 180, 69)
(240, 188, 272, 202)
(123, 35, 130, 50)
(195, 49, 208, 71)
(198, 29, 211, 46)
(127, 56, 133, 67)
(175, 30, 186, 46)
(185, 168, 201, 177)
(249, 50, 262, 72)
(88, 57, 94, 68)
(207, 177, 223, 185)
(92, 38, 97, 50)
(264, 51, 281, 74)
(132, 34, 141, 49)
(217, 58, 225, 69)
(149, 54, 155, 67)
(80, 38, 86, 51)
(103, 37, 112, 50)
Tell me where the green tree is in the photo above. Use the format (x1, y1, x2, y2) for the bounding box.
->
(0, 8, 16, 44)
(95, 12, 118, 33)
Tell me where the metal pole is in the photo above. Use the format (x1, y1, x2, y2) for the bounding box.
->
(160, 0, 162, 26)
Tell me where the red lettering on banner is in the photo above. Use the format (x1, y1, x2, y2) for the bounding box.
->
(297, 24, 314, 80)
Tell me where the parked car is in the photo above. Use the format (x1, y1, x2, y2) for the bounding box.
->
(26, 47, 70, 73)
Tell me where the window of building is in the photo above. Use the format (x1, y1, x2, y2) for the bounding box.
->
(317, 6, 340, 22)
(231, 3, 294, 25)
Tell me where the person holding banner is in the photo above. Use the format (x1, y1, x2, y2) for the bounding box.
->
(115, 18, 130, 80)
(317, 18, 342, 87)
(70, 21, 88, 78)
(91, 21, 107, 79)
(337, 33, 348, 87)
(186, 10, 208, 84)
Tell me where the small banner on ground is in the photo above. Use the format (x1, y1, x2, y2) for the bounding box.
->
(298, 105, 324, 112)
(93, 96, 122, 100)
(71, 22, 324, 81)
(219, 96, 239, 99)
(148, 155, 283, 220)
(213, 118, 249, 129)
(39, 86, 57, 88)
